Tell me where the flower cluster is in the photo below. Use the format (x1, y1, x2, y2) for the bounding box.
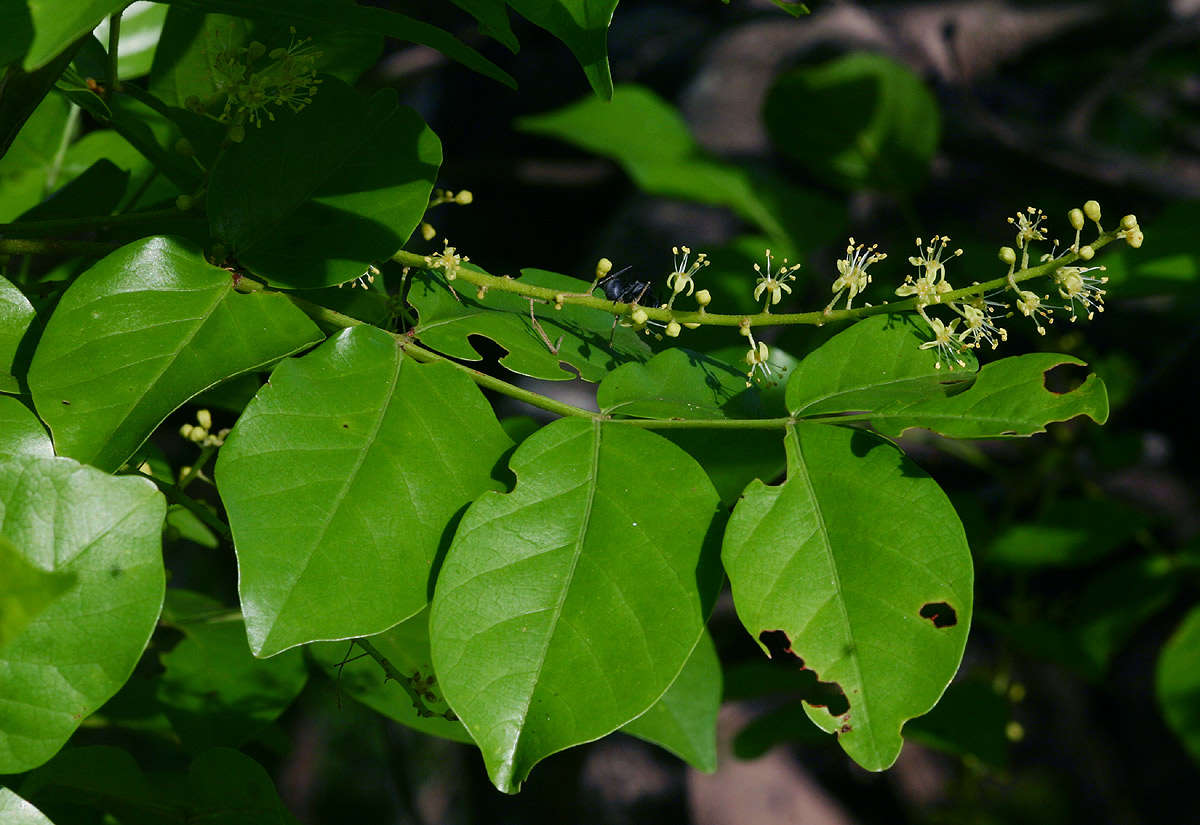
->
(827, 239, 886, 313)
(753, 250, 801, 311)
(666, 246, 710, 301)
(192, 27, 322, 127)
(425, 239, 468, 281)
(179, 409, 229, 448)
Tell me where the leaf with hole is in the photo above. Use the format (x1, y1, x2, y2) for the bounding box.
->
(208, 76, 441, 288)
(0, 455, 165, 773)
(430, 418, 723, 792)
(409, 266, 651, 382)
(869, 354, 1109, 439)
(28, 236, 323, 472)
(216, 325, 513, 657)
(722, 422, 973, 771)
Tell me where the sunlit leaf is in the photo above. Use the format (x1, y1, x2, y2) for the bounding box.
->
(92, 2, 168, 80)
(216, 325, 513, 657)
(0, 788, 55, 825)
(21, 0, 127, 70)
(0, 396, 53, 459)
(0, 534, 74, 649)
(28, 236, 323, 472)
(1, 274, 37, 395)
(722, 422, 973, 771)
(431, 418, 723, 792)
(0, 455, 165, 773)
(622, 629, 721, 772)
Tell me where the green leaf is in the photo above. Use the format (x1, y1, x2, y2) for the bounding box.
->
(22, 0, 126, 70)
(722, 422, 973, 772)
(430, 418, 723, 792)
(12, 157, 127, 224)
(622, 629, 721, 773)
(20, 745, 293, 824)
(786, 314, 977, 417)
(768, 0, 810, 16)
(1, 274, 37, 395)
(92, 3, 169, 81)
(0, 81, 72, 213)
(409, 266, 651, 382)
(517, 85, 844, 249)
(150, 6, 382, 108)
(0, 788, 55, 825)
(0, 534, 74, 649)
(597, 347, 787, 504)
(1157, 606, 1200, 766)
(159, 0, 516, 89)
(985, 497, 1150, 568)
(447, 0, 519, 52)
(308, 607, 473, 743)
(0, 3, 34, 68)
(216, 325, 513, 657)
(0, 455, 165, 773)
(28, 236, 323, 472)
(869, 354, 1109, 439)
(507, 0, 618, 98)
(156, 593, 308, 750)
(208, 76, 441, 289)
(763, 53, 940, 192)
(0, 396, 53, 458)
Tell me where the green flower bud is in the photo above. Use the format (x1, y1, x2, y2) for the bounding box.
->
(1083, 200, 1101, 223)
(1068, 208, 1085, 231)
(595, 258, 613, 278)
(665, 320, 681, 337)
(999, 246, 1017, 265)
(1078, 245, 1095, 261)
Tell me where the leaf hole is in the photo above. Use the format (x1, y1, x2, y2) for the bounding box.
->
(758, 630, 850, 716)
(919, 602, 957, 628)
(1043, 363, 1089, 395)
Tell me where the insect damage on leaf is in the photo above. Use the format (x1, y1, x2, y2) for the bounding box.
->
(759, 629, 850, 716)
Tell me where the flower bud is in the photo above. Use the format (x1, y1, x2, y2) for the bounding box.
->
(695, 289, 711, 307)
(420, 222, 436, 241)
(454, 190, 474, 205)
(631, 308, 648, 325)
(197, 409, 212, 430)
(1068, 208, 1085, 231)
(1127, 230, 1144, 249)
(1121, 214, 1138, 230)
(665, 320, 681, 337)
(999, 246, 1017, 265)
(1078, 245, 1095, 261)
(227, 125, 246, 143)
(1083, 200, 1101, 223)
(596, 258, 613, 278)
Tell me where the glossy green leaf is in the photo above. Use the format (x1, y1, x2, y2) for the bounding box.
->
(763, 53, 940, 192)
(157, 593, 308, 750)
(430, 418, 723, 792)
(870, 354, 1109, 439)
(0, 455, 165, 773)
(0, 534, 74, 649)
(0, 94, 68, 221)
(517, 85, 844, 249)
(92, 2, 168, 80)
(0, 396, 52, 458)
(28, 236, 323, 472)
(722, 422, 973, 771)
(597, 347, 786, 504)
(1, 274, 37, 395)
(0, 788, 55, 825)
(208, 76, 440, 289)
(1157, 607, 1200, 765)
(622, 629, 721, 772)
(409, 266, 651, 382)
(150, 5, 381, 108)
(216, 325, 513, 657)
(448, 0, 518, 52)
(986, 497, 1150, 568)
(20, 745, 292, 824)
(21, 0, 126, 70)
(308, 607, 473, 743)
(786, 314, 977, 417)
(159, 0, 515, 89)
(507, 0, 618, 98)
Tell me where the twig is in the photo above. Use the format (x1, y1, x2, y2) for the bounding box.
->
(354, 637, 457, 721)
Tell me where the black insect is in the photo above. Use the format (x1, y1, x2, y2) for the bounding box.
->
(600, 266, 658, 306)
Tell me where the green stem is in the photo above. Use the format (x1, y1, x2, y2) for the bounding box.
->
(179, 443, 218, 490)
(354, 638, 456, 721)
(105, 9, 122, 96)
(0, 207, 191, 237)
(44, 104, 81, 195)
(393, 229, 1121, 329)
(0, 238, 121, 256)
(136, 472, 233, 543)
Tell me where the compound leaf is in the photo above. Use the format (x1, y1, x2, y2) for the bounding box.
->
(0, 455, 165, 773)
(430, 418, 722, 792)
(209, 76, 441, 288)
(870, 354, 1109, 439)
(786, 314, 977, 417)
(622, 628, 721, 772)
(28, 236, 322, 472)
(216, 325, 513, 657)
(722, 422, 972, 772)
(409, 266, 651, 382)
